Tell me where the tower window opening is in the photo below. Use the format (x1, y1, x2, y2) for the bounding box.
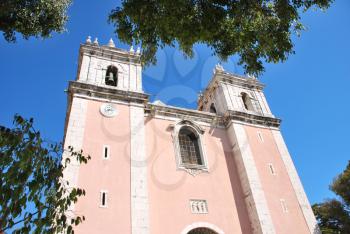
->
(280, 199, 288, 213)
(241, 92, 254, 111)
(178, 127, 203, 166)
(268, 163, 276, 175)
(105, 66, 118, 87)
(209, 103, 217, 114)
(100, 191, 108, 207)
(103, 145, 110, 159)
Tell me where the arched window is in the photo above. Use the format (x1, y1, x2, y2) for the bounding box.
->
(209, 103, 217, 114)
(241, 92, 254, 111)
(105, 66, 118, 87)
(188, 228, 218, 234)
(178, 127, 203, 166)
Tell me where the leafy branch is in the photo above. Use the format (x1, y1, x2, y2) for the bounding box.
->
(0, 115, 90, 233)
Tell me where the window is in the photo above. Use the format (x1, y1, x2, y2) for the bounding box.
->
(173, 120, 208, 174)
(103, 145, 110, 159)
(280, 199, 288, 213)
(257, 131, 264, 142)
(179, 127, 203, 166)
(209, 103, 217, 114)
(105, 66, 118, 86)
(241, 92, 255, 111)
(268, 163, 276, 175)
(100, 190, 108, 208)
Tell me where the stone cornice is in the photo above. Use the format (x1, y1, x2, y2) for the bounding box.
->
(79, 43, 141, 65)
(68, 81, 149, 104)
(145, 103, 223, 126)
(215, 70, 265, 90)
(224, 110, 281, 128)
(67, 81, 280, 128)
(145, 103, 281, 128)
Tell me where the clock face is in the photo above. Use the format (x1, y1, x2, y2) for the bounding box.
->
(100, 103, 118, 117)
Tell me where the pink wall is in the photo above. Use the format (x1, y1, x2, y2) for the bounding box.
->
(244, 126, 309, 234)
(74, 100, 132, 233)
(145, 117, 252, 234)
(69, 99, 310, 234)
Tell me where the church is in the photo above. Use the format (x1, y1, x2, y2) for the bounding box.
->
(62, 37, 319, 234)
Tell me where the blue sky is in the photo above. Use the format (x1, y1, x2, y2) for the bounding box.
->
(0, 0, 349, 205)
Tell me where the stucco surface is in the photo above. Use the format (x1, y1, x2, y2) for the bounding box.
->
(145, 117, 252, 234)
(244, 126, 310, 234)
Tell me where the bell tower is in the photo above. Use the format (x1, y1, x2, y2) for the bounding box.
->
(198, 65, 318, 234)
(63, 37, 150, 234)
(76, 37, 143, 92)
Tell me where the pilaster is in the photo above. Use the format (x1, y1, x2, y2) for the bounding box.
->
(62, 96, 88, 216)
(271, 130, 320, 234)
(130, 105, 149, 234)
(227, 122, 276, 234)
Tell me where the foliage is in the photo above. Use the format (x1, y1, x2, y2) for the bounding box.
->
(313, 161, 350, 234)
(0, 0, 71, 42)
(109, 0, 333, 76)
(0, 115, 90, 233)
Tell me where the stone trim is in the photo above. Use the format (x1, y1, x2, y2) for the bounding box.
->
(170, 119, 209, 176)
(224, 110, 281, 128)
(180, 222, 225, 234)
(62, 96, 88, 218)
(79, 44, 141, 65)
(68, 81, 149, 105)
(130, 105, 150, 234)
(228, 122, 276, 234)
(271, 130, 320, 234)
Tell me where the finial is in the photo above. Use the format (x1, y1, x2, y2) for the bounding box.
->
(86, 36, 92, 44)
(107, 38, 115, 47)
(247, 73, 257, 79)
(215, 64, 224, 72)
(136, 47, 141, 55)
(129, 46, 135, 53)
(93, 37, 99, 46)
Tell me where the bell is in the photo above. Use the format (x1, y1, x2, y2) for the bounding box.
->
(105, 72, 115, 86)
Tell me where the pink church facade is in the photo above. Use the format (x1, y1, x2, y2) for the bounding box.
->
(62, 39, 319, 234)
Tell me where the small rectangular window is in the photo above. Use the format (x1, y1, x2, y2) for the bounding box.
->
(268, 163, 276, 175)
(100, 191, 108, 207)
(257, 131, 264, 142)
(280, 199, 288, 213)
(103, 145, 110, 159)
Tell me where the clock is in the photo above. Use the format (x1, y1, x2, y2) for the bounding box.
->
(100, 103, 118, 117)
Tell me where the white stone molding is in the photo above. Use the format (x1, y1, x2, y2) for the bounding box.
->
(271, 130, 320, 234)
(171, 119, 209, 175)
(62, 96, 88, 218)
(180, 222, 225, 234)
(227, 122, 276, 234)
(190, 200, 208, 214)
(130, 105, 149, 234)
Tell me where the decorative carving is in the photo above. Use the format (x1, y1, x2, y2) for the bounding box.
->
(100, 103, 118, 117)
(183, 168, 206, 176)
(190, 200, 208, 214)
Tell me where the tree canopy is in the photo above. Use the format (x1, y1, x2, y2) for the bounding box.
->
(109, 0, 333, 76)
(0, 0, 71, 42)
(0, 115, 90, 233)
(313, 161, 350, 233)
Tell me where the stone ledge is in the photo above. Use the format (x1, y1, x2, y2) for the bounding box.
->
(68, 81, 149, 104)
(224, 110, 281, 128)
